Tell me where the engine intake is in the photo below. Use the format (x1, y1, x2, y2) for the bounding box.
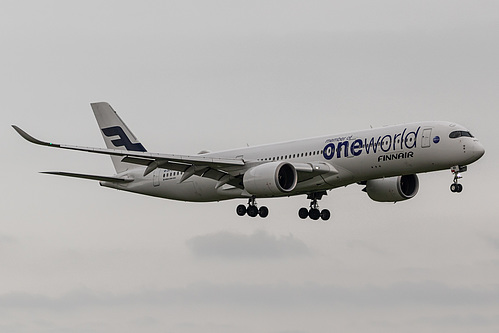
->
(243, 162, 298, 197)
(365, 174, 419, 202)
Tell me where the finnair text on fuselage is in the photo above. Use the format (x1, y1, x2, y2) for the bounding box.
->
(323, 127, 421, 160)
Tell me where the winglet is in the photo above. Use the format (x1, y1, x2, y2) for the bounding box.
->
(12, 125, 60, 147)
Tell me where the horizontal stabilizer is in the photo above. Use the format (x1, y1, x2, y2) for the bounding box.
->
(41, 171, 134, 183)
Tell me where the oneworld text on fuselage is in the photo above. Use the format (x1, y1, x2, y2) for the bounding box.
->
(323, 127, 420, 160)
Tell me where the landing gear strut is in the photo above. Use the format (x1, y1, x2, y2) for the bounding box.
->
(299, 191, 330, 221)
(450, 165, 466, 193)
(236, 197, 269, 218)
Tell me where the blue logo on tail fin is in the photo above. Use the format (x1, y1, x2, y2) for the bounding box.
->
(102, 126, 146, 152)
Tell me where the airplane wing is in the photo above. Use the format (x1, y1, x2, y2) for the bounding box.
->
(12, 125, 248, 187)
(12, 125, 336, 188)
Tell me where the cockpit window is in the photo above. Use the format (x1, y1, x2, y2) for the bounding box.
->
(449, 131, 474, 139)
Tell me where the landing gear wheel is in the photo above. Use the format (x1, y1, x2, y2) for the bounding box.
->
(300, 192, 331, 221)
(450, 183, 464, 193)
(258, 206, 269, 218)
(236, 204, 247, 216)
(236, 197, 269, 218)
(298, 207, 309, 219)
(247, 205, 259, 217)
(320, 209, 331, 221)
(309, 208, 321, 220)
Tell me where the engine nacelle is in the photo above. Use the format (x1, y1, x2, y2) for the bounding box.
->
(243, 162, 298, 196)
(365, 174, 419, 202)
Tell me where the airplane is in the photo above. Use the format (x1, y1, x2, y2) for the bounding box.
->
(12, 102, 485, 221)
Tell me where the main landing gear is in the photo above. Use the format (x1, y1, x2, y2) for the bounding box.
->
(298, 192, 331, 221)
(450, 165, 467, 193)
(236, 192, 331, 220)
(236, 197, 269, 218)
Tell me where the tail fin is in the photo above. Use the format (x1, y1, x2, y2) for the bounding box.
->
(91, 102, 147, 173)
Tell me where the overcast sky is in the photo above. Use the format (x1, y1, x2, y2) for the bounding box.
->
(1, 1, 499, 332)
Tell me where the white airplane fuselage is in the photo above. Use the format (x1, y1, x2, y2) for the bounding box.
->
(103, 121, 484, 202)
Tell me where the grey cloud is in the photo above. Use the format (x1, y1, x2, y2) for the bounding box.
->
(412, 314, 499, 327)
(484, 236, 499, 250)
(0, 234, 16, 244)
(347, 239, 386, 255)
(128, 316, 159, 328)
(2, 281, 499, 311)
(186, 230, 310, 259)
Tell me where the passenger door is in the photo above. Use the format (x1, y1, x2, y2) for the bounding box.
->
(421, 128, 432, 148)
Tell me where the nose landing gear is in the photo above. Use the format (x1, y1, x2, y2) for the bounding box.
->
(450, 165, 467, 193)
(299, 191, 331, 221)
(236, 197, 269, 218)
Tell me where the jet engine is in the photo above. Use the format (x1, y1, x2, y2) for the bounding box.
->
(243, 162, 298, 196)
(365, 174, 419, 202)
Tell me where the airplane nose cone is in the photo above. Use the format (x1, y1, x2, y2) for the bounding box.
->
(474, 141, 485, 159)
